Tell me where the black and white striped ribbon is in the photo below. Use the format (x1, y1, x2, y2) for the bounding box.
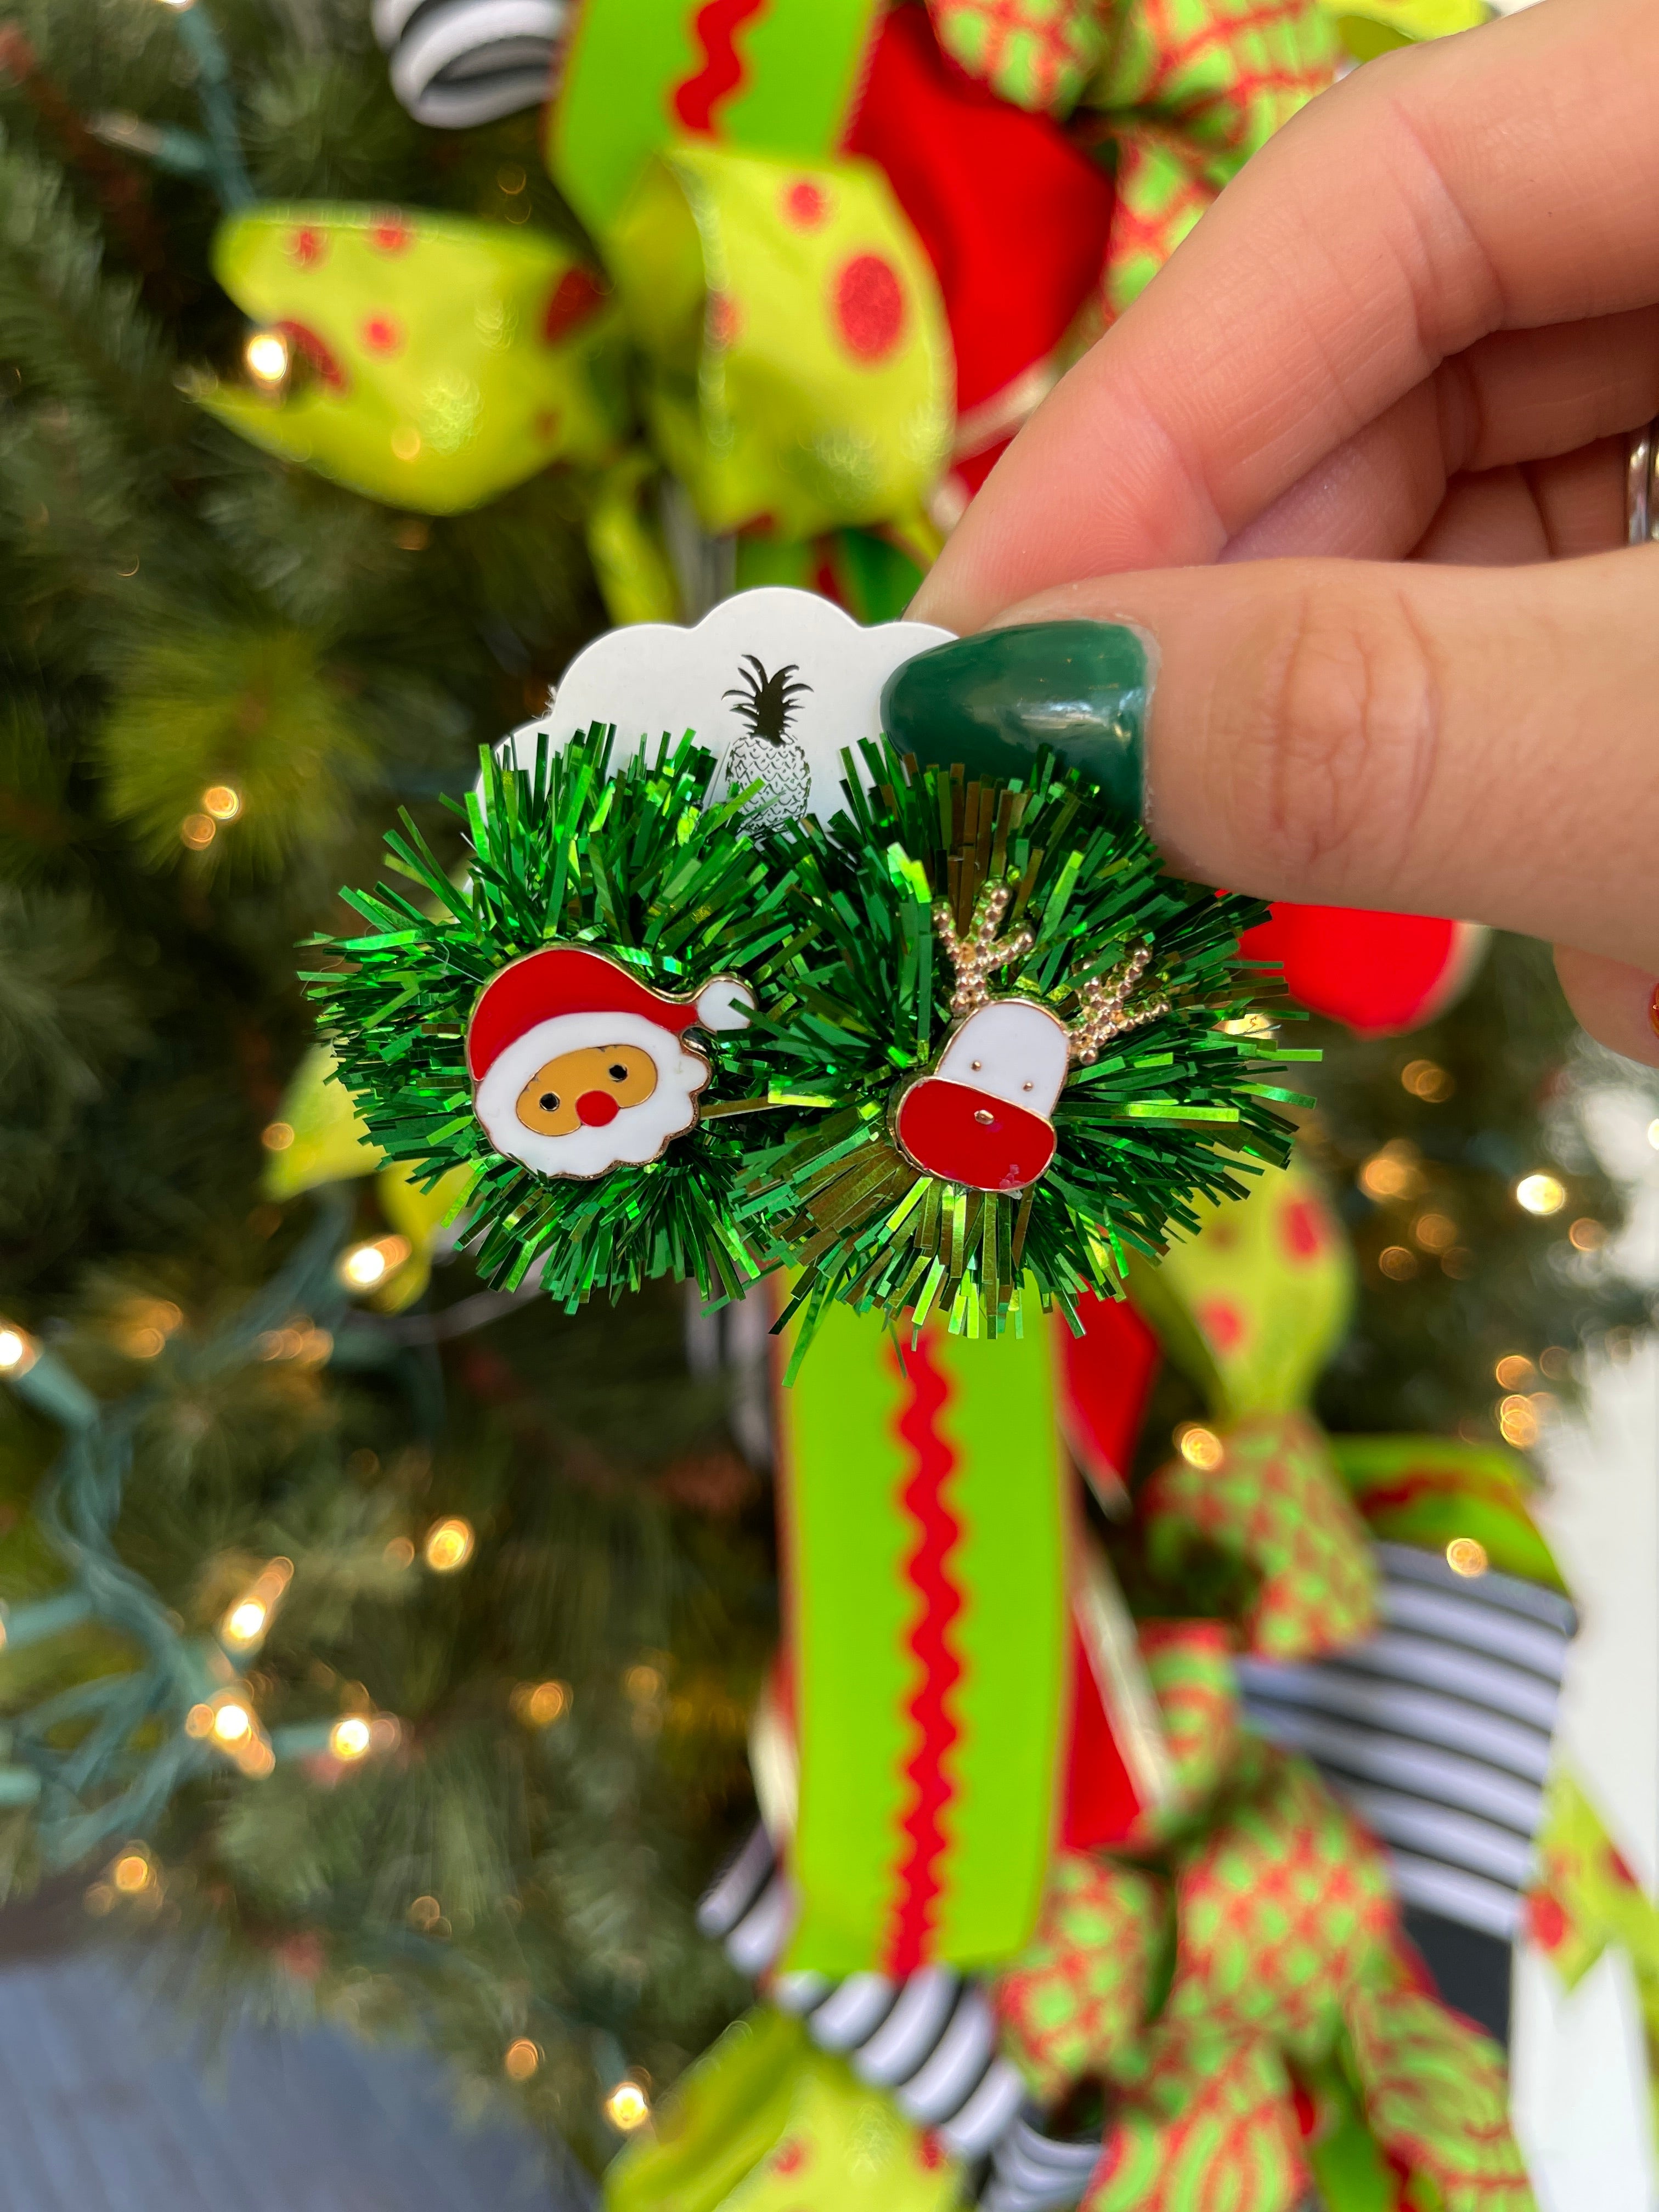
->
(698, 1827, 1097, 2201)
(371, 0, 566, 126)
(1239, 1542, 1575, 1942)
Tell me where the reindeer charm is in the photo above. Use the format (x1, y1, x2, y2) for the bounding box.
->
(891, 885, 1171, 1194)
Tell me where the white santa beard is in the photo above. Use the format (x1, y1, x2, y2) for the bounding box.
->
(473, 1010, 709, 1180)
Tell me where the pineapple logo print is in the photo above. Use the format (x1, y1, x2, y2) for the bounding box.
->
(723, 656, 812, 827)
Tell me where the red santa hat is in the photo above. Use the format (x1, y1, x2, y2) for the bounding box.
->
(466, 946, 749, 1082)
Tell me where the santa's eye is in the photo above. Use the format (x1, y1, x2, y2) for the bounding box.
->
(607, 1063, 629, 1082)
(539, 1092, 559, 1111)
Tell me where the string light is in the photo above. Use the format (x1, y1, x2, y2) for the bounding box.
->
(1568, 1218, 1606, 1252)
(180, 812, 216, 849)
(1515, 1172, 1566, 1217)
(1400, 1059, 1455, 1102)
(1378, 1245, 1418, 1280)
(201, 784, 243, 821)
(261, 1121, 295, 1152)
(423, 1517, 475, 1572)
(244, 329, 291, 387)
(605, 2080, 651, 2132)
(1493, 1354, 1534, 1390)
(219, 1558, 293, 1654)
(116, 1298, 183, 1360)
(337, 1235, 412, 1290)
(383, 1536, 416, 1568)
(1498, 1395, 1541, 1448)
(212, 1700, 252, 1745)
(1358, 1141, 1423, 1201)
(112, 1849, 154, 1894)
(329, 1716, 372, 1761)
(511, 1680, 571, 1728)
(1175, 1424, 1224, 1471)
(1446, 1537, 1488, 1578)
(390, 426, 422, 461)
(0, 1324, 39, 1377)
(504, 2039, 540, 2081)
(1412, 1211, 1457, 1253)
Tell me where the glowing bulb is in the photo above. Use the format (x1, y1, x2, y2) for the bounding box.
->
(1358, 1142, 1423, 1201)
(1401, 1059, 1454, 1102)
(605, 2081, 650, 2132)
(424, 1517, 475, 1572)
(330, 1716, 372, 1761)
(112, 1852, 153, 1893)
(383, 1536, 416, 1568)
(185, 1703, 215, 1738)
(261, 1121, 295, 1152)
(0, 1325, 36, 1375)
(1498, 1394, 1541, 1447)
(212, 1700, 252, 1745)
(518, 1680, 569, 1728)
(1647, 1119, 1659, 1152)
(504, 2038, 540, 2081)
(1515, 1173, 1566, 1217)
(1176, 1424, 1224, 1471)
(1493, 1355, 1534, 1390)
(338, 1236, 411, 1290)
(1568, 1217, 1606, 1252)
(390, 425, 422, 460)
(219, 1559, 291, 1652)
(244, 329, 290, 386)
(180, 812, 216, 849)
(201, 784, 242, 821)
(1446, 1537, 1488, 1579)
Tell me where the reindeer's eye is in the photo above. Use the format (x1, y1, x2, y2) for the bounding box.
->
(540, 1092, 558, 1111)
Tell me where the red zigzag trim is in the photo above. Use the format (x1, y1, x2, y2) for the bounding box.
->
(884, 1330, 967, 1976)
(673, 0, 767, 133)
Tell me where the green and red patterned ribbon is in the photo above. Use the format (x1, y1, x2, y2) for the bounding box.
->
(547, 0, 882, 235)
(778, 1300, 1070, 1976)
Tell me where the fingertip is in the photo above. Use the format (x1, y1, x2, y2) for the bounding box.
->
(1553, 945, 1659, 1069)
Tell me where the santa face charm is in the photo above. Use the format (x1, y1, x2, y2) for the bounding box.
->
(466, 945, 753, 1180)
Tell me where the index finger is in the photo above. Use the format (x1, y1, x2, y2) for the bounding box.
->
(913, 0, 1659, 633)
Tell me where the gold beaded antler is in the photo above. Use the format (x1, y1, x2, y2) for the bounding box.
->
(933, 885, 1168, 1060)
(933, 884, 1034, 1018)
(1068, 943, 1170, 1064)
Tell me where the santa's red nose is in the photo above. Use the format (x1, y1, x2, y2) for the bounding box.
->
(576, 1091, 619, 1127)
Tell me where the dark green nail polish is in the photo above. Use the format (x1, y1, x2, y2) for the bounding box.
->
(880, 620, 1153, 819)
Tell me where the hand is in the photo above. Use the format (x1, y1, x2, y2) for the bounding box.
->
(911, 0, 1659, 1064)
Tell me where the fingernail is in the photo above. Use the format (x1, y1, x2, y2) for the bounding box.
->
(880, 620, 1154, 819)
(1649, 981, 1659, 1040)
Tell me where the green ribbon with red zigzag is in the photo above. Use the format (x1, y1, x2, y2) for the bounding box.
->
(778, 1301, 1070, 1976)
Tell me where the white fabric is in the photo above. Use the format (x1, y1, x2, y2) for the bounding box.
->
(472, 1009, 704, 1178)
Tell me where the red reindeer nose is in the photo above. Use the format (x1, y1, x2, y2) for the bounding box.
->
(576, 1091, 619, 1127)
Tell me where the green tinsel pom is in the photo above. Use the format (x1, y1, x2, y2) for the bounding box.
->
(736, 743, 1314, 1359)
(302, 729, 803, 1307)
